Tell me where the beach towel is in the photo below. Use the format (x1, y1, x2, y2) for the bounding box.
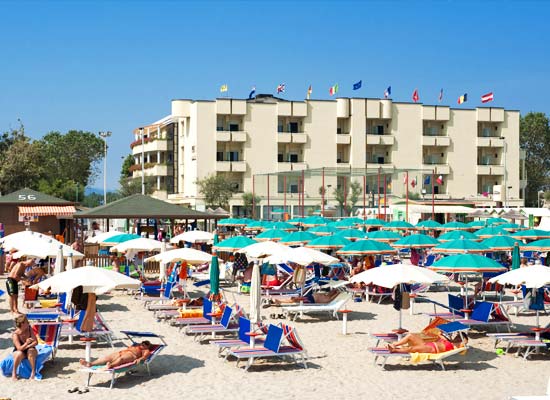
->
(409, 347, 467, 364)
(0, 344, 53, 380)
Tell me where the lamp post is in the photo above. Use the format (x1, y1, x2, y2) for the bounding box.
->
(99, 131, 112, 205)
(139, 127, 145, 195)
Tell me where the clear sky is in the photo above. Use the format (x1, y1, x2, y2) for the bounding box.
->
(1, 0, 549, 190)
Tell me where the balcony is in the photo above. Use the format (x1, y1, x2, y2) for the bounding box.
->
(216, 131, 231, 142)
(231, 131, 247, 142)
(231, 161, 247, 172)
(337, 135, 351, 144)
(477, 165, 505, 175)
(277, 133, 292, 143)
(366, 161, 394, 171)
(422, 163, 450, 175)
(277, 162, 307, 172)
(131, 138, 169, 155)
(477, 137, 504, 147)
(478, 127, 500, 138)
(292, 133, 307, 143)
(366, 134, 395, 145)
(422, 136, 450, 147)
(216, 161, 231, 172)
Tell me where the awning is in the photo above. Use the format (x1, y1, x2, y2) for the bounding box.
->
(18, 205, 76, 217)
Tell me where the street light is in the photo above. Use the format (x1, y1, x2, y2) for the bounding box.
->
(139, 127, 145, 195)
(99, 131, 112, 205)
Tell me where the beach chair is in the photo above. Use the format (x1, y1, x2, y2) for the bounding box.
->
(81, 331, 167, 389)
(185, 305, 242, 341)
(226, 324, 307, 371)
(60, 310, 116, 346)
(368, 322, 469, 370)
(364, 284, 393, 304)
(425, 294, 469, 321)
(171, 297, 217, 330)
(32, 322, 62, 361)
(211, 317, 268, 357)
(281, 292, 352, 321)
(455, 301, 512, 332)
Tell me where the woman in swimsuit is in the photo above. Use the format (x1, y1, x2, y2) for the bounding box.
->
(79, 341, 152, 369)
(388, 332, 467, 354)
(12, 314, 38, 380)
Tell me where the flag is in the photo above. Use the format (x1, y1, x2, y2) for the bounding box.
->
(412, 88, 419, 102)
(307, 85, 312, 100)
(403, 174, 408, 184)
(384, 86, 391, 98)
(481, 92, 494, 103)
(220, 84, 228, 93)
(277, 83, 285, 93)
(411, 177, 417, 188)
(353, 80, 362, 90)
(248, 86, 256, 99)
(329, 84, 339, 96)
(439, 88, 443, 102)
(424, 175, 431, 185)
(436, 175, 443, 185)
(457, 93, 468, 104)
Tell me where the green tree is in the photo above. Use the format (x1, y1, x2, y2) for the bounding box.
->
(196, 174, 236, 208)
(242, 191, 261, 217)
(520, 113, 550, 206)
(120, 154, 134, 180)
(0, 139, 44, 194)
(348, 181, 362, 213)
(333, 186, 346, 216)
(118, 176, 155, 197)
(37, 178, 82, 202)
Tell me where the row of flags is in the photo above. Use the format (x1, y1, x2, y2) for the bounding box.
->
(404, 175, 444, 188)
(220, 83, 495, 104)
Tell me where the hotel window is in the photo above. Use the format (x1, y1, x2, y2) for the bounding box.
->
(229, 123, 239, 132)
(227, 151, 239, 161)
(288, 122, 299, 133)
(216, 152, 224, 161)
(289, 153, 298, 163)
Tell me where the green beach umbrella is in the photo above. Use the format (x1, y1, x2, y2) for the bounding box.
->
(382, 220, 415, 231)
(393, 234, 440, 248)
(440, 221, 470, 231)
(287, 217, 306, 225)
(335, 228, 367, 241)
(302, 216, 330, 227)
(511, 229, 550, 240)
(213, 231, 219, 245)
(433, 238, 489, 254)
(415, 220, 443, 230)
(255, 229, 287, 242)
(306, 235, 351, 250)
(213, 236, 256, 251)
(366, 230, 403, 242)
(430, 254, 507, 273)
(100, 233, 140, 245)
(333, 218, 363, 229)
(244, 221, 268, 231)
(481, 235, 519, 251)
(438, 230, 480, 242)
(362, 218, 387, 227)
(466, 220, 487, 229)
(486, 217, 508, 226)
(499, 222, 524, 232)
(218, 218, 237, 226)
(307, 225, 338, 236)
(272, 221, 298, 231)
(209, 253, 220, 298)
(279, 231, 317, 246)
(338, 239, 397, 255)
(520, 239, 550, 252)
(474, 226, 508, 238)
(511, 242, 521, 270)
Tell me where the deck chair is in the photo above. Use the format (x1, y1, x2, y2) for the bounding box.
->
(365, 284, 393, 304)
(185, 305, 241, 341)
(281, 292, 352, 321)
(81, 331, 167, 389)
(171, 297, 215, 330)
(455, 301, 512, 332)
(61, 310, 115, 346)
(211, 317, 268, 357)
(425, 294, 469, 320)
(226, 324, 307, 371)
(369, 322, 470, 370)
(32, 322, 62, 361)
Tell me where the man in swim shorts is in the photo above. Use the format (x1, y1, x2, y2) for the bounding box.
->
(6, 258, 34, 314)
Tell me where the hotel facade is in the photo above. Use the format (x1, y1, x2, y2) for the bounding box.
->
(130, 95, 526, 218)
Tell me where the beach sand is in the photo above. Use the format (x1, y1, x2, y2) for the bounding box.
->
(0, 277, 546, 400)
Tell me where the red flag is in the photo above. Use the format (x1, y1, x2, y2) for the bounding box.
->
(412, 89, 419, 103)
(436, 175, 443, 185)
(481, 92, 494, 103)
(411, 178, 417, 188)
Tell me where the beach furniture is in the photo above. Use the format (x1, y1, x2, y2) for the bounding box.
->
(425, 294, 468, 320)
(211, 317, 269, 357)
(364, 284, 393, 304)
(60, 310, 116, 346)
(185, 304, 243, 341)
(81, 330, 167, 389)
(455, 301, 512, 332)
(32, 321, 62, 361)
(281, 292, 351, 321)
(226, 323, 307, 371)
(171, 297, 220, 330)
(369, 322, 469, 370)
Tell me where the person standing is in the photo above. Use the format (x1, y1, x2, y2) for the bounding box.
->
(6, 258, 34, 314)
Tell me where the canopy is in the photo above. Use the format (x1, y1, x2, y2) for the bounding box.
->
(213, 236, 256, 251)
(350, 263, 449, 289)
(279, 231, 317, 245)
(430, 254, 507, 273)
(145, 248, 212, 265)
(170, 230, 213, 244)
(511, 229, 550, 240)
(415, 220, 443, 230)
(306, 235, 351, 249)
(481, 235, 520, 251)
(264, 246, 338, 266)
(437, 230, 479, 242)
(2, 231, 84, 260)
(255, 229, 288, 242)
(474, 226, 508, 238)
(440, 221, 470, 231)
(307, 225, 338, 236)
(488, 265, 550, 289)
(85, 231, 123, 244)
(338, 239, 397, 255)
(236, 241, 288, 258)
(110, 238, 172, 259)
(432, 238, 489, 254)
(393, 234, 440, 248)
(521, 239, 550, 252)
(366, 230, 403, 242)
(381, 221, 415, 230)
(99, 233, 141, 246)
(334, 229, 367, 240)
(362, 218, 386, 227)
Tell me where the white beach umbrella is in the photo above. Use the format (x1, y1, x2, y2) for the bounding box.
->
(488, 265, 550, 289)
(264, 246, 339, 266)
(110, 238, 172, 260)
(4, 233, 84, 260)
(291, 247, 339, 266)
(145, 248, 212, 265)
(64, 254, 75, 310)
(236, 241, 288, 259)
(54, 246, 64, 275)
(33, 266, 141, 295)
(159, 240, 168, 281)
(170, 230, 213, 244)
(250, 261, 262, 326)
(0, 230, 45, 247)
(85, 231, 120, 244)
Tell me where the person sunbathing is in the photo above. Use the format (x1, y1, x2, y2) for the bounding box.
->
(388, 332, 467, 354)
(79, 341, 152, 369)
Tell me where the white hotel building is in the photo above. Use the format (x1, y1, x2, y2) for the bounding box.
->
(131, 94, 526, 218)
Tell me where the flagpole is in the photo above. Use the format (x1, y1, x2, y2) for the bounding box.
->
(377, 167, 381, 219)
(252, 175, 256, 219)
(284, 175, 287, 217)
(406, 171, 409, 222)
(321, 167, 325, 217)
(363, 175, 366, 224)
(431, 169, 435, 221)
(383, 174, 387, 222)
(267, 174, 270, 221)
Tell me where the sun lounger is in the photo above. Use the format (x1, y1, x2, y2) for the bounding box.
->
(60, 310, 116, 346)
(365, 284, 393, 304)
(32, 322, 62, 361)
(455, 301, 512, 332)
(81, 330, 167, 389)
(281, 292, 352, 321)
(184, 305, 244, 341)
(211, 317, 268, 357)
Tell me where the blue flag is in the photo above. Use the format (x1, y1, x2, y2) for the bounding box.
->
(248, 86, 256, 99)
(353, 80, 362, 90)
(384, 86, 391, 99)
(424, 176, 430, 185)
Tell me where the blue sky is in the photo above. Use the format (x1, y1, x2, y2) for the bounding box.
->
(1, 1, 549, 190)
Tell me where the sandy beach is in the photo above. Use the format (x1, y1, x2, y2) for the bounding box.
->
(0, 277, 547, 400)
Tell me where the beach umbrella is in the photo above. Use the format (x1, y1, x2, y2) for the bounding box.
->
(244, 221, 268, 231)
(511, 229, 550, 240)
(437, 230, 480, 242)
(486, 217, 508, 226)
(351, 264, 449, 329)
(333, 218, 363, 229)
(170, 230, 213, 244)
(145, 248, 212, 265)
(466, 220, 487, 229)
(110, 238, 172, 258)
(100, 233, 140, 246)
(84, 231, 121, 244)
(271, 221, 298, 231)
(440, 221, 470, 231)
(54, 245, 64, 275)
(209, 253, 220, 299)
(306, 235, 351, 250)
(213, 231, 219, 245)
(499, 223, 524, 232)
(433, 238, 489, 254)
(415, 220, 443, 230)
(213, 236, 256, 252)
(10, 236, 84, 260)
(236, 241, 288, 258)
(255, 229, 287, 242)
(335, 229, 367, 241)
(393, 234, 440, 248)
(381, 220, 415, 231)
(265, 246, 338, 266)
(64, 254, 75, 310)
(338, 239, 397, 255)
(279, 231, 317, 246)
(250, 261, 262, 325)
(287, 217, 305, 225)
(481, 235, 519, 251)
(218, 218, 237, 226)
(511, 242, 521, 270)
(307, 225, 338, 236)
(474, 226, 508, 238)
(362, 218, 387, 227)
(367, 230, 403, 242)
(302, 216, 330, 227)
(520, 239, 550, 252)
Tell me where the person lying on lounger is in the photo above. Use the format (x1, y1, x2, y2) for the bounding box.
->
(388, 332, 467, 354)
(79, 341, 152, 369)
